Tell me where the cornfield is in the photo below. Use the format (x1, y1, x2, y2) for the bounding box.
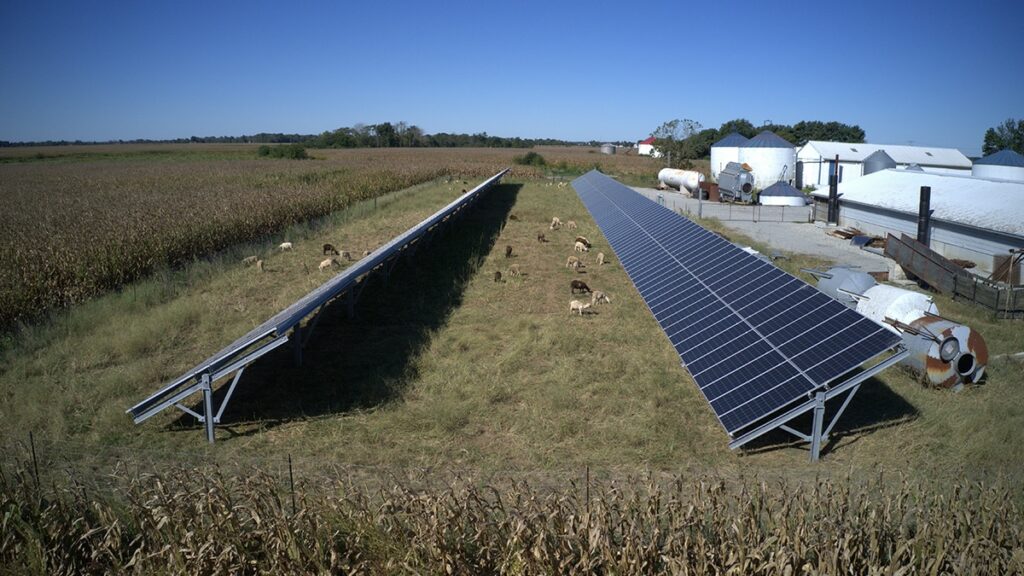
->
(1, 463, 1021, 574)
(0, 146, 658, 330)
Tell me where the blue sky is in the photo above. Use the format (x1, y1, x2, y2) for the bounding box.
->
(1, 0, 1021, 155)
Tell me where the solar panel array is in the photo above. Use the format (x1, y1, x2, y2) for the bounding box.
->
(129, 169, 509, 424)
(572, 171, 900, 436)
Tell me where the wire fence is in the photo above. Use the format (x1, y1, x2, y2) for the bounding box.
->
(634, 189, 812, 223)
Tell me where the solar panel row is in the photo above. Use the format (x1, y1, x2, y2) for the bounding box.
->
(572, 170, 900, 436)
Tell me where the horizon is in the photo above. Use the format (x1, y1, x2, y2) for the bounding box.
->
(2, 1, 1021, 156)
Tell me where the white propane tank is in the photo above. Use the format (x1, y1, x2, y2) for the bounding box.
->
(658, 168, 705, 194)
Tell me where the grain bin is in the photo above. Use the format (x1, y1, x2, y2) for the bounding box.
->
(972, 149, 1024, 182)
(600, 143, 616, 155)
(758, 181, 808, 206)
(738, 131, 796, 190)
(658, 168, 705, 194)
(710, 132, 749, 180)
(863, 149, 897, 176)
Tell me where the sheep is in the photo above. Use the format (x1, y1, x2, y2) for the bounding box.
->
(340, 250, 353, 261)
(255, 259, 265, 272)
(362, 250, 371, 257)
(550, 217, 562, 230)
(242, 255, 258, 266)
(575, 236, 591, 248)
(537, 232, 547, 243)
(567, 220, 578, 230)
(318, 257, 338, 272)
(278, 241, 292, 251)
(509, 264, 521, 277)
(596, 252, 605, 266)
(493, 271, 503, 283)
(591, 290, 611, 305)
(574, 241, 589, 253)
(570, 279, 592, 294)
(323, 243, 340, 256)
(505, 245, 514, 258)
(509, 214, 519, 221)
(565, 255, 582, 269)
(569, 299, 592, 315)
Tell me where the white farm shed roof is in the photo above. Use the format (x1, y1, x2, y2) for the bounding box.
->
(801, 141, 972, 169)
(810, 169, 1024, 237)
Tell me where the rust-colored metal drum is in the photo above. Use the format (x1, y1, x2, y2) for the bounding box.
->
(903, 316, 989, 389)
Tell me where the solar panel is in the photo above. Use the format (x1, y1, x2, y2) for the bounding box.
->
(572, 170, 901, 437)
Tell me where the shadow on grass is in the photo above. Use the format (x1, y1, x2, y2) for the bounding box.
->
(738, 374, 919, 458)
(172, 183, 521, 435)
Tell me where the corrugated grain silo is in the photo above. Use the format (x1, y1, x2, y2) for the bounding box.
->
(972, 149, 1024, 182)
(710, 132, 748, 180)
(738, 131, 796, 189)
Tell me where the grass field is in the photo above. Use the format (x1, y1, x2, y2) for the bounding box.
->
(2, 158, 1022, 571)
(0, 144, 663, 330)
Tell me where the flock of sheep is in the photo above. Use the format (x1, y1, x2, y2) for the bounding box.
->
(241, 241, 372, 274)
(496, 213, 613, 317)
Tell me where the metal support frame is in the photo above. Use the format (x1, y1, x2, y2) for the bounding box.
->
(729, 347, 909, 461)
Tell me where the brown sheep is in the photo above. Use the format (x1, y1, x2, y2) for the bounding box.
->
(323, 243, 340, 256)
(537, 232, 547, 242)
(505, 245, 513, 258)
(493, 271, 503, 283)
(570, 279, 592, 294)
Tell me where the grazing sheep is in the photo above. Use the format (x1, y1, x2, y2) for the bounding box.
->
(596, 252, 605, 266)
(570, 279, 592, 294)
(574, 241, 589, 253)
(537, 232, 547, 243)
(255, 259, 265, 272)
(278, 241, 293, 251)
(362, 250, 371, 257)
(505, 245, 513, 258)
(567, 220, 578, 230)
(509, 264, 521, 277)
(493, 271, 503, 283)
(575, 236, 591, 248)
(318, 258, 337, 272)
(550, 217, 562, 230)
(565, 256, 581, 269)
(591, 290, 611, 305)
(242, 255, 258, 266)
(509, 214, 519, 221)
(569, 299, 592, 315)
(323, 243, 340, 256)
(340, 250, 353, 261)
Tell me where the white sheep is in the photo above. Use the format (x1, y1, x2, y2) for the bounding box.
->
(574, 241, 589, 253)
(362, 250, 371, 257)
(242, 255, 258, 266)
(591, 290, 611, 305)
(596, 252, 605, 266)
(550, 216, 562, 230)
(255, 259, 265, 272)
(569, 299, 592, 315)
(567, 220, 577, 230)
(318, 257, 337, 272)
(509, 264, 521, 277)
(279, 242, 293, 251)
(565, 255, 581, 269)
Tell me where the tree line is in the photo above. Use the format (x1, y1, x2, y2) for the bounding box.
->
(982, 118, 1024, 156)
(650, 118, 867, 165)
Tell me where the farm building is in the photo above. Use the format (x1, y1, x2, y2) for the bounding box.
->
(738, 131, 796, 190)
(972, 149, 1024, 182)
(709, 132, 749, 180)
(637, 136, 661, 158)
(797, 141, 972, 189)
(811, 169, 1024, 282)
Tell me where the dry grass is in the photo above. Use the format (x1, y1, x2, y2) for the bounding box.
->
(1, 460, 1021, 574)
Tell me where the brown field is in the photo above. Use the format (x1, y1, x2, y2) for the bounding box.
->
(0, 144, 661, 329)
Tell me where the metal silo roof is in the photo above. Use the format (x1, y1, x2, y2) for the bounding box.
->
(711, 132, 749, 148)
(975, 149, 1024, 167)
(740, 130, 795, 148)
(760, 181, 804, 197)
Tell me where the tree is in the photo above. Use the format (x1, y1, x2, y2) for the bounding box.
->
(717, 119, 757, 138)
(982, 118, 1024, 156)
(651, 119, 703, 166)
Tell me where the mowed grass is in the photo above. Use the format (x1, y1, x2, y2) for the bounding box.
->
(0, 176, 1022, 490)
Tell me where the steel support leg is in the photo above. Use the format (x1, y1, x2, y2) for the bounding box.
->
(809, 391, 826, 461)
(201, 373, 215, 444)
